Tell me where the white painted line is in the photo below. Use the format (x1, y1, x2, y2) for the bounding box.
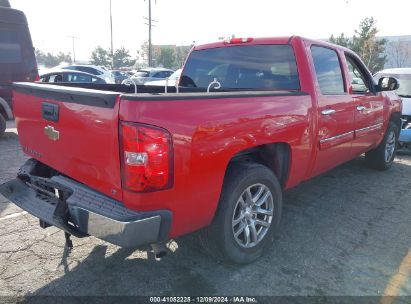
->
(0, 211, 28, 221)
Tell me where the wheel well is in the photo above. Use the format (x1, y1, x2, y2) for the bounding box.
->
(227, 143, 291, 188)
(390, 111, 401, 130)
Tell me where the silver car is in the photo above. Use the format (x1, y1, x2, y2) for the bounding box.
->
(122, 68, 174, 85)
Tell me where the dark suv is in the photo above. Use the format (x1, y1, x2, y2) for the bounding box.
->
(0, 7, 38, 136)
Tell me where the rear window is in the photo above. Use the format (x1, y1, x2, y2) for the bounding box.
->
(180, 44, 300, 91)
(0, 29, 22, 63)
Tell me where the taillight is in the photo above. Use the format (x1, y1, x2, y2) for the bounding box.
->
(120, 122, 173, 192)
(27, 68, 40, 82)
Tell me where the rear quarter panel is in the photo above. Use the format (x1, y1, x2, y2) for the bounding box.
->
(119, 94, 314, 238)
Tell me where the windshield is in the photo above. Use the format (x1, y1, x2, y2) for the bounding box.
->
(180, 44, 300, 91)
(375, 73, 411, 97)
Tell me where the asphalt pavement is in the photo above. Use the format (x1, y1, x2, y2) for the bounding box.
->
(0, 121, 410, 301)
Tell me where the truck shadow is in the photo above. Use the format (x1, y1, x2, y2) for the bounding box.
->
(0, 130, 19, 144)
(30, 237, 219, 296)
(21, 155, 411, 296)
(0, 131, 21, 217)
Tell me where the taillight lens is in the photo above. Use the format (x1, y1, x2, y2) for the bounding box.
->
(120, 122, 173, 192)
(27, 68, 40, 82)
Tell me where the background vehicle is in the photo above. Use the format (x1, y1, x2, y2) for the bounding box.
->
(59, 64, 114, 83)
(0, 6, 37, 136)
(0, 36, 401, 265)
(375, 68, 411, 146)
(39, 69, 106, 84)
(111, 70, 129, 84)
(145, 69, 182, 86)
(122, 67, 174, 85)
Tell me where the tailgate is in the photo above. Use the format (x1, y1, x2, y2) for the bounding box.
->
(13, 82, 123, 201)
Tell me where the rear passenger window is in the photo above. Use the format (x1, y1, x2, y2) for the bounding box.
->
(311, 46, 345, 95)
(48, 74, 63, 83)
(67, 73, 91, 83)
(0, 29, 22, 63)
(152, 72, 163, 78)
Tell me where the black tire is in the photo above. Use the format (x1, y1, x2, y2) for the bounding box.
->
(199, 163, 282, 265)
(365, 121, 399, 171)
(0, 114, 6, 137)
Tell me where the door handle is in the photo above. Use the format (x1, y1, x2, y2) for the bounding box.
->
(356, 106, 366, 111)
(321, 109, 336, 115)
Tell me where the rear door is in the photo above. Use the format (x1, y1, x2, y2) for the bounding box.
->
(309, 45, 355, 176)
(13, 83, 123, 201)
(344, 53, 385, 156)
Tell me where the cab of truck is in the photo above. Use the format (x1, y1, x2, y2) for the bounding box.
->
(0, 6, 38, 136)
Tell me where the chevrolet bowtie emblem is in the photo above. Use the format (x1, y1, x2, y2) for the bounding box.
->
(44, 125, 60, 141)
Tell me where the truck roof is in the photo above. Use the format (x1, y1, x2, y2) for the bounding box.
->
(193, 37, 294, 51)
(193, 36, 354, 54)
(0, 7, 27, 25)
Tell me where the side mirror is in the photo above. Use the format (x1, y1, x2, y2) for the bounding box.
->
(378, 77, 400, 91)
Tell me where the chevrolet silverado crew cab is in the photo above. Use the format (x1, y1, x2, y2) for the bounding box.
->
(0, 36, 402, 264)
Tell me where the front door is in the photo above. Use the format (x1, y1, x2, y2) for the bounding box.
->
(344, 54, 385, 157)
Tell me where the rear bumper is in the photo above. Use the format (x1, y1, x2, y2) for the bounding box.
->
(0, 160, 172, 248)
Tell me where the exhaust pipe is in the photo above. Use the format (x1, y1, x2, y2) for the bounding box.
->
(151, 242, 168, 259)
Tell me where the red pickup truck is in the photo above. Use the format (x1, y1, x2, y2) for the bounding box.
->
(0, 36, 402, 264)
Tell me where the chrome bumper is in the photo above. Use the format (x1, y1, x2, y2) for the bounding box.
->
(0, 160, 171, 248)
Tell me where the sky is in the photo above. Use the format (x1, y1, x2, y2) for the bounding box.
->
(9, 0, 411, 62)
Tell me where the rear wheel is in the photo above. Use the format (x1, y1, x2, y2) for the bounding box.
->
(200, 163, 282, 264)
(365, 121, 399, 170)
(0, 114, 6, 137)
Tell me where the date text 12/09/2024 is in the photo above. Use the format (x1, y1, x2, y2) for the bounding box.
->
(149, 297, 257, 303)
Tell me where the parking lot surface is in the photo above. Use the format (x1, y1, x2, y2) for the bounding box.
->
(0, 121, 410, 299)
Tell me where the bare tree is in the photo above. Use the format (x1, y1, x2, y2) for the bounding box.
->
(388, 39, 411, 68)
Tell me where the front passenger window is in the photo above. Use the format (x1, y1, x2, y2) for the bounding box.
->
(345, 55, 371, 94)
